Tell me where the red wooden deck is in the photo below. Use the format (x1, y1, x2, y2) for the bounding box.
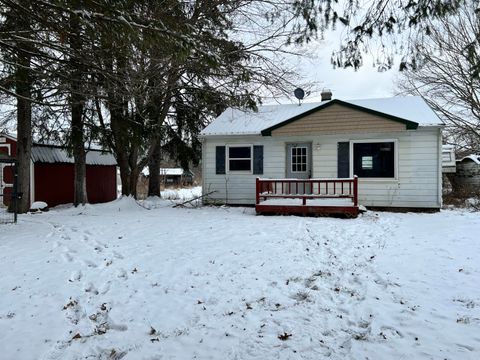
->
(255, 177, 359, 217)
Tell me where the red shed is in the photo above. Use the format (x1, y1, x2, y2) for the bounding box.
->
(0, 134, 17, 207)
(1, 133, 117, 208)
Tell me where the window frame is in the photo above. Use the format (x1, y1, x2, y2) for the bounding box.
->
(226, 144, 253, 174)
(290, 145, 308, 173)
(349, 139, 398, 180)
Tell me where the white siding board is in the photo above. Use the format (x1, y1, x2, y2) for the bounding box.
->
(202, 127, 441, 208)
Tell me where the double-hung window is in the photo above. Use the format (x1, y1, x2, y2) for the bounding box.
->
(352, 141, 396, 178)
(227, 145, 252, 172)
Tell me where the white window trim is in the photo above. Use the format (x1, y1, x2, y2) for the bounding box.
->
(0, 143, 11, 155)
(0, 144, 13, 189)
(226, 144, 253, 174)
(290, 145, 308, 173)
(349, 139, 399, 181)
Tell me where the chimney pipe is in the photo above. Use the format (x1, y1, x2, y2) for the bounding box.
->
(321, 89, 332, 101)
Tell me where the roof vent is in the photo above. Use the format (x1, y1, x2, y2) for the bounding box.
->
(321, 89, 332, 101)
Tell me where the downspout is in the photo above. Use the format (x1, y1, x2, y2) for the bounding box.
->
(200, 137, 206, 204)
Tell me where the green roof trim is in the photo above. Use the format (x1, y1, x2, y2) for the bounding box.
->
(260, 99, 419, 136)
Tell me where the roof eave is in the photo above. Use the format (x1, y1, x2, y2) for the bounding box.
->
(200, 132, 262, 138)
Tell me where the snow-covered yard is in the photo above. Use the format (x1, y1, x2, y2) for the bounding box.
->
(1, 192, 479, 359)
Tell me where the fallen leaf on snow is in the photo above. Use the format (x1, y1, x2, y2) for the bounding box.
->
(278, 332, 292, 341)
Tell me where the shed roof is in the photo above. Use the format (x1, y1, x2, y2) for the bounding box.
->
(31, 145, 117, 166)
(458, 155, 480, 164)
(200, 96, 443, 136)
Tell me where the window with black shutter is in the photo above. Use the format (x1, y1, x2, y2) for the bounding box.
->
(337, 142, 350, 178)
(215, 146, 226, 174)
(253, 145, 263, 175)
(228, 145, 252, 171)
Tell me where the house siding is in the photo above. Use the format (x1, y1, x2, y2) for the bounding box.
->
(271, 103, 405, 136)
(202, 127, 442, 208)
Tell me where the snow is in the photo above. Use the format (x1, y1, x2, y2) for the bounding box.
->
(141, 167, 189, 176)
(0, 197, 479, 359)
(141, 187, 202, 209)
(260, 198, 353, 206)
(347, 96, 443, 127)
(201, 102, 325, 136)
(459, 155, 480, 164)
(30, 201, 48, 210)
(161, 186, 202, 201)
(201, 96, 443, 136)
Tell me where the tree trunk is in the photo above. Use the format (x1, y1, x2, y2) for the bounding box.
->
(70, 11, 87, 206)
(14, 56, 32, 213)
(11, 15, 33, 214)
(128, 168, 139, 197)
(71, 101, 87, 206)
(148, 142, 161, 197)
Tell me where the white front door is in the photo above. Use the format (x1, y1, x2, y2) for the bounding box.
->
(286, 143, 312, 194)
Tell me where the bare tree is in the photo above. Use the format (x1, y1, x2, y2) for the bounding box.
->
(396, 0, 480, 154)
(0, 3, 35, 213)
(94, 1, 305, 198)
(290, 0, 476, 74)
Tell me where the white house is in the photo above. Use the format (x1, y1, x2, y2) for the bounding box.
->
(200, 95, 444, 212)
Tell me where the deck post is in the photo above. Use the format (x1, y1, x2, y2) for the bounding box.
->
(256, 178, 260, 205)
(353, 175, 358, 207)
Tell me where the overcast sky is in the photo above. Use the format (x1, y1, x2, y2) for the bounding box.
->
(272, 31, 401, 104)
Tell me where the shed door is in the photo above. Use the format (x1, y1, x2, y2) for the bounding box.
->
(286, 143, 312, 194)
(0, 143, 13, 207)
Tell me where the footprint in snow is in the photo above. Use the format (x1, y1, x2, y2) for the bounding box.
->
(456, 343, 475, 352)
(117, 269, 128, 280)
(378, 326, 403, 339)
(99, 281, 111, 295)
(84, 282, 99, 295)
(69, 270, 82, 282)
(113, 251, 124, 259)
(81, 259, 98, 268)
(62, 252, 74, 263)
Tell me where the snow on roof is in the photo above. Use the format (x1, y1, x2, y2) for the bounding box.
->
(141, 167, 191, 176)
(201, 101, 325, 136)
(458, 155, 480, 164)
(0, 132, 17, 141)
(31, 145, 117, 166)
(347, 97, 443, 127)
(200, 96, 443, 136)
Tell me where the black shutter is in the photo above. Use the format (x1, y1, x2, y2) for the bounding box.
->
(337, 142, 350, 178)
(253, 145, 264, 175)
(216, 146, 226, 174)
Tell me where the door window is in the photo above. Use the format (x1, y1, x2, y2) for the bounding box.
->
(291, 146, 307, 173)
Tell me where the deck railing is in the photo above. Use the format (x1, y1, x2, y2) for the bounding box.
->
(256, 176, 358, 207)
